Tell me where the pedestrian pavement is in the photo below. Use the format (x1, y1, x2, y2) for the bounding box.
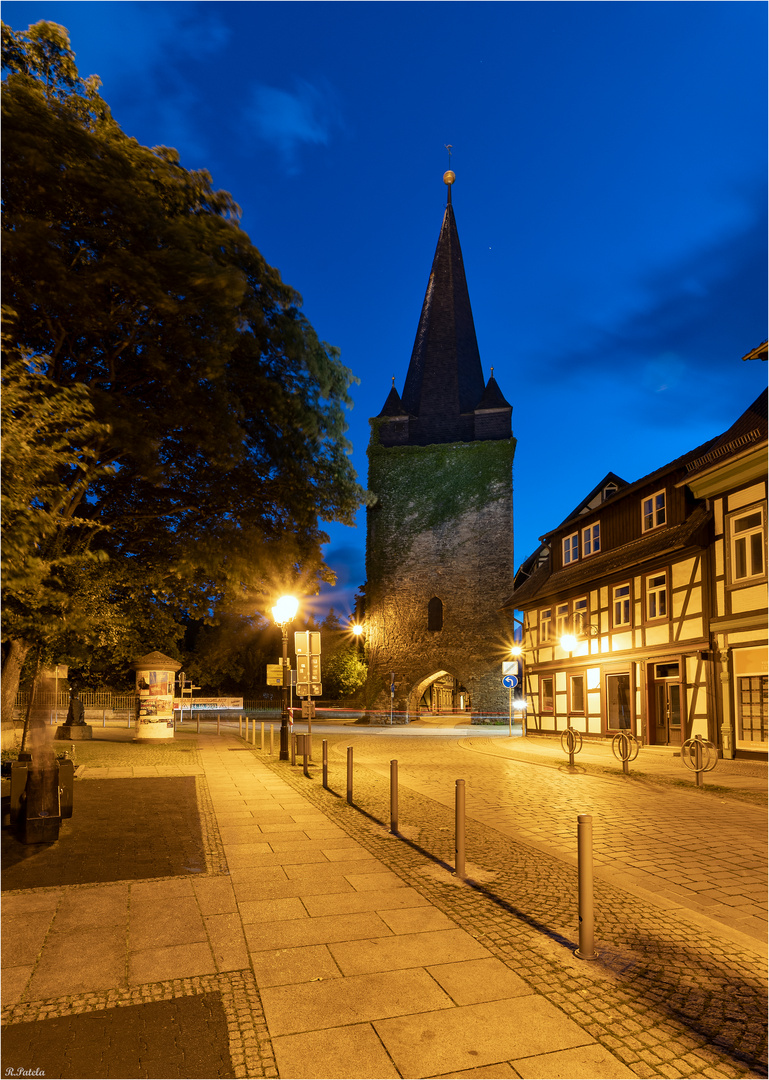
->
(1, 726, 766, 1079)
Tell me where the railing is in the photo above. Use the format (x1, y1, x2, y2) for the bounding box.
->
(243, 700, 282, 713)
(15, 691, 138, 711)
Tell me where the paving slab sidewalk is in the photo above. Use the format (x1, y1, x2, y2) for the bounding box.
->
(2, 732, 635, 1080)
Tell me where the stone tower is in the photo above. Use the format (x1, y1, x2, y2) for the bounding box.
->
(364, 172, 516, 720)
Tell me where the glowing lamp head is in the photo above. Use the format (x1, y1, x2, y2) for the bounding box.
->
(272, 595, 298, 625)
(560, 633, 577, 652)
(352, 624, 364, 636)
(510, 645, 523, 657)
(513, 699, 528, 712)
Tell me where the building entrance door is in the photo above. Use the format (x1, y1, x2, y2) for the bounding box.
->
(651, 662, 682, 745)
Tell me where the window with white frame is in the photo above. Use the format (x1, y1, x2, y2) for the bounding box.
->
(603, 482, 618, 501)
(573, 597, 588, 635)
(582, 522, 600, 556)
(729, 506, 766, 583)
(642, 490, 666, 532)
(541, 677, 554, 713)
(613, 583, 631, 626)
(563, 533, 579, 565)
(540, 608, 552, 643)
(646, 572, 667, 620)
(570, 674, 585, 713)
(737, 676, 767, 743)
(556, 603, 569, 637)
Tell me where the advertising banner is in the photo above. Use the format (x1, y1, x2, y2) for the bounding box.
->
(173, 697, 244, 710)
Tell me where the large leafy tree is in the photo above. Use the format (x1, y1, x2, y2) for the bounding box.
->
(1, 22, 363, 727)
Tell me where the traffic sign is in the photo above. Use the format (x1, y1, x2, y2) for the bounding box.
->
(295, 631, 321, 655)
(502, 674, 518, 689)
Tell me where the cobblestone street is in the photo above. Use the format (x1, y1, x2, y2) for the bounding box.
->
(271, 729, 768, 1079)
(2, 725, 766, 1079)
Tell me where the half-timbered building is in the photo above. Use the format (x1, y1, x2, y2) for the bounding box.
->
(682, 381, 767, 756)
(504, 387, 767, 758)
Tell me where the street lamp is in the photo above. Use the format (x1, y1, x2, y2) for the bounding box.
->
(272, 594, 299, 760)
(510, 644, 526, 735)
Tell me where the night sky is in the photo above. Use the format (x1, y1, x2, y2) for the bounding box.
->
(6, 1, 767, 622)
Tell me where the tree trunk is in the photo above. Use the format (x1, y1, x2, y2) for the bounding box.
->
(1, 638, 31, 737)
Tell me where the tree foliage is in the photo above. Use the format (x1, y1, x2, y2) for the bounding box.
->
(1, 22, 363, 717)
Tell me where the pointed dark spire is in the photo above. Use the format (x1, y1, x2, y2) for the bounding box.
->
(399, 175, 486, 443)
(372, 172, 512, 449)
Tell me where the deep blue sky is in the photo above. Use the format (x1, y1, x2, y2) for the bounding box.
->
(6, 1, 767, 622)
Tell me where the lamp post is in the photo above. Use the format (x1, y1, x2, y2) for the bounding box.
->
(272, 595, 299, 761)
(510, 644, 526, 735)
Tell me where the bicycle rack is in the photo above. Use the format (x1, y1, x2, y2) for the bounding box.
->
(611, 731, 639, 775)
(680, 734, 718, 788)
(561, 726, 583, 766)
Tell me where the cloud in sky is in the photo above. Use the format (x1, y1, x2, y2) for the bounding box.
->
(247, 78, 343, 174)
(523, 201, 766, 410)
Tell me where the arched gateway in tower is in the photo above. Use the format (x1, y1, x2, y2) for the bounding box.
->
(363, 172, 516, 721)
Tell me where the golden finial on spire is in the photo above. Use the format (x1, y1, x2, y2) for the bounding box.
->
(392, 375, 396, 387)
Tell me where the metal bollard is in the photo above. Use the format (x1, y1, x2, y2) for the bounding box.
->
(290, 732, 296, 765)
(347, 746, 353, 804)
(322, 739, 328, 789)
(575, 813, 597, 960)
(251, 717, 256, 746)
(455, 779, 466, 879)
(239, 715, 243, 738)
(127, 713, 131, 729)
(217, 713, 221, 735)
(302, 735, 309, 778)
(103, 707, 107, 728)
(269, 724, 274, 755)
(390, 760, 399, 834)
(260, 722, 265, 751)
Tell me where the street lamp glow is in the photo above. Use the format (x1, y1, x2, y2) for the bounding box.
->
(352, 623, 364, 636)
(272, 595, 298, 626)
(513, 699, 528, 712)
(510, 644, 523, 657)
(560, 633, 577, 652)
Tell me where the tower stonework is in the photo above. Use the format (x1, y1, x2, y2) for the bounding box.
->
(364, 175, 515, 720)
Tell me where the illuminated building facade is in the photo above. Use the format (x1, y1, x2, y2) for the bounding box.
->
(506, 386, 767, 757)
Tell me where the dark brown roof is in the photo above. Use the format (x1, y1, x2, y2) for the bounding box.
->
(378, 385, 407, 418)
(742, 341, 768, 361)
(504, 504, 712, 608)
(475, 375, 512, 411)
(685, 388, 767, 479)
(400, 199, 486, 429)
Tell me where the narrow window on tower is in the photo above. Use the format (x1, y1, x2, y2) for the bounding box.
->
(427, 597, 443, 632)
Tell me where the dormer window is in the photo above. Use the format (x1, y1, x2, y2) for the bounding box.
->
(583, 522, 600, 556)
(563, 533, 579, 566)
(642, 490, 666, 532)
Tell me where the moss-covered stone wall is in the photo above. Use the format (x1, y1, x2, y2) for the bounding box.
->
(364, 426, 516, 717)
